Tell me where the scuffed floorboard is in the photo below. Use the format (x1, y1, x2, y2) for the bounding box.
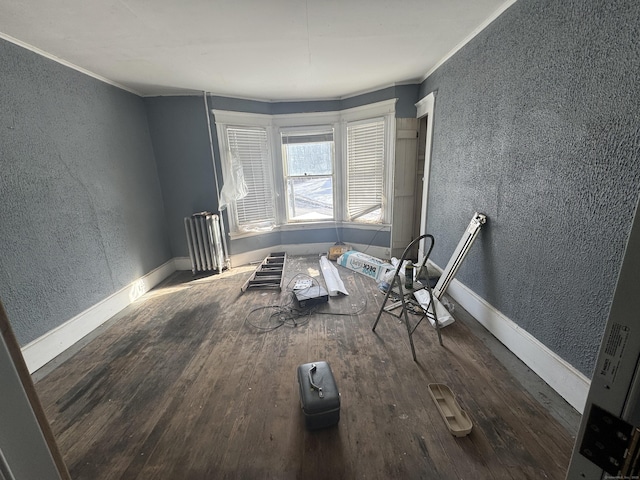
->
(35, 256, 576, 479)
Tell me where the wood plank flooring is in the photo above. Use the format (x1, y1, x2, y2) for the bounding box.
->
(34, 256, 577, 479)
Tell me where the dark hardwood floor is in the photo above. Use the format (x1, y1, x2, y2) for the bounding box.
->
(34, 256, 577, 479)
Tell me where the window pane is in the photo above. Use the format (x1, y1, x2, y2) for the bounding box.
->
(282, 128, 333, 176)
(282, 128, 334, 222)
(286, 176, 334, 221)
(284, 142, 333, 176)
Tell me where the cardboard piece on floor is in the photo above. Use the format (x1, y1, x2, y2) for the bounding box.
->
(328, 244, 351, 261)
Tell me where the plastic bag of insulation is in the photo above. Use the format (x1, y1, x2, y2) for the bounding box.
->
(219, 149, 248, 211)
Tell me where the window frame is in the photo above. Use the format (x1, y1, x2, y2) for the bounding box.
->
(213, 99, 396, 237)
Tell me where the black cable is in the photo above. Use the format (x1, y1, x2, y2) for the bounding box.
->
(309, 297, 368, 317)
(244, 272, 319, 331)
(333, 222, 342, 245)
(243, 305, 288, 331)
(243, 299, 315, 331)
(244, 285, 369, 332)
(361, 225, 388, 254)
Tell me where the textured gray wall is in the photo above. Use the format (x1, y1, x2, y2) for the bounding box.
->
(145, 96, 220, 258)
(419, 0, 640, 376)
(0, 39, 171, 345)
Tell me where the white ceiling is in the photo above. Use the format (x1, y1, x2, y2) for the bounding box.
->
(0, 0, 513, 100)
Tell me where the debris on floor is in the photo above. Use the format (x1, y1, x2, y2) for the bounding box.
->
(328, 244, 351, 261)
(428, 383, 473, 437)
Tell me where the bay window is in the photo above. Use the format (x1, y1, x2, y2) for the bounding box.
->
(213, 99, 395, 235)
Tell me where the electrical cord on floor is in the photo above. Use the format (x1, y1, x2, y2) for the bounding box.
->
(243, 302, 315, 331)
(244, 273, 369, 332)
(311, 297, 368, 317)
(244, 273, 317, 331)
(360, 225, 388, 254)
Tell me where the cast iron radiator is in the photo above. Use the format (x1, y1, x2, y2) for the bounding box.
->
(184, 212, 227, 275)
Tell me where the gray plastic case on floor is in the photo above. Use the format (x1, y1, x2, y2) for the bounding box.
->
(297, 361, 340, 430)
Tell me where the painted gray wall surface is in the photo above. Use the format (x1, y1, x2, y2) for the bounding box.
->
(0, 39, 171, 345)
(209, 84, 419, 117)
(209, 95, 340, 115)
(145, 96, 219, 258)
(341, 85, 419, 118)
(341, 227, 390, 251)
(419, 0, 640, 376)
(230, 227, 391, 255)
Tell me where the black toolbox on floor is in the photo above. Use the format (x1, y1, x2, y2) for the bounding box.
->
(297, 361, 340, 430)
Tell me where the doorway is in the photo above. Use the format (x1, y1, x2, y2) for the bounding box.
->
(415, 92, 435, 263)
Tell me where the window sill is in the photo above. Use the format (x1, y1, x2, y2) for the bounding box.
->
(228, 221, 390, 241)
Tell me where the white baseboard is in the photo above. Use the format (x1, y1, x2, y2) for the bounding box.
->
(22, 245, 390, 373)
(22, 251, 589, 413)
(173, 256, 193, 271)
(21, 259, 177, 373)
(428, 261, 590, 414)
(175, 243, 390, 270)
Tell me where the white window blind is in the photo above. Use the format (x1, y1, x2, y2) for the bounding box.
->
(346, 119, 385, 222)
(225, 126, 275, 228)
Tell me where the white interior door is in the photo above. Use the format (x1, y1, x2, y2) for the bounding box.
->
(390, 118, 419, 259)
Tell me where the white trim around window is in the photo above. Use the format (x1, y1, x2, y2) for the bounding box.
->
(213, 99, 397, 237)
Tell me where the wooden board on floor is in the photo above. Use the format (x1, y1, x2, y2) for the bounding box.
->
(34, 256, 576, 479)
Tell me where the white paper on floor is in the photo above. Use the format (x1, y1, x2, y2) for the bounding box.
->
(319, 255, 349, 296)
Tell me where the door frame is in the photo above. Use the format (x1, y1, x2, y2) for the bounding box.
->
(0, 302, 70, 480)
(415, 92, 436, 263)
(566, 195, 640, 478)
